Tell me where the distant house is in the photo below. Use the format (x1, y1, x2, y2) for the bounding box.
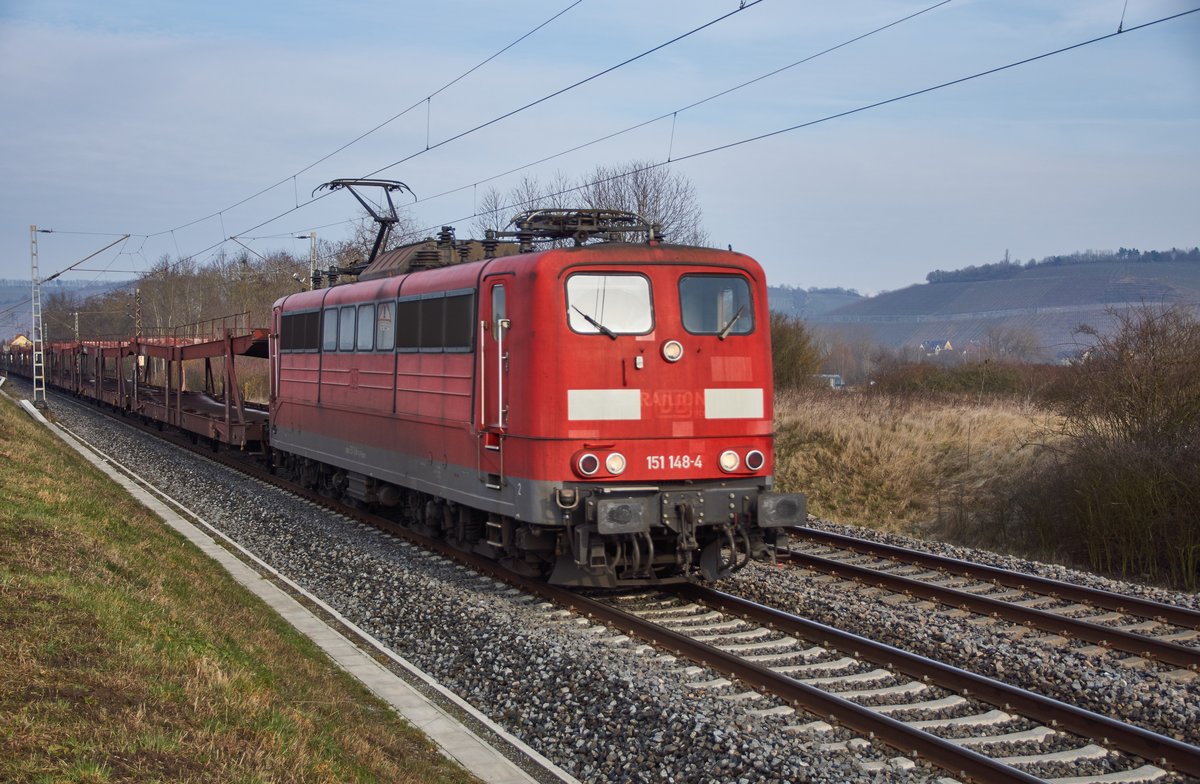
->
(919, 339, 953, 356)
(816, 373, 845, 389)
(1056, 347, 1093, 365)
(9, 334, 31, 349)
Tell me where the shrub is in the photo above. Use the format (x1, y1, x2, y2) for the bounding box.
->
(770, 312, 823, 390)
(1021, 306, 1200, 588)
(868, 360, 1027, 398)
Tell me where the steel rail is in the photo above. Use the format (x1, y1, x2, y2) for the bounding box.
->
(91, 441, 1042, 778)
(113, 429, 1200, 784)
(672, 583, 1200, 779)
(575, 592, 1050, 783)
(779, 548, 1200, 671)
(789, 527, 1200, 631)
(38, 384, 1200, 781)
(150, 438, 1162, 783)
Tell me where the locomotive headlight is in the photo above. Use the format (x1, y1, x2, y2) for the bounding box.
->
(718, 450, 740, 472)
(605, 452, 627, 475)
(661, 340, 684, 362)
(745, 450, 765, 471)
(577, 453, 600, 476)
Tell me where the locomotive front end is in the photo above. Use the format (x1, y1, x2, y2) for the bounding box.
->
(531, 240, 805, 587)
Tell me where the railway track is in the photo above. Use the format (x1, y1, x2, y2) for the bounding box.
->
(179, 455, 1200, 782)
(22, 384, 1200, 782)
(780, 527, 1200, 672)
(591, 586, 1200, 783)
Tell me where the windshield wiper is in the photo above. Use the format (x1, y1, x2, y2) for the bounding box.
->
(717, 305, 746, 340)
(572, 305, 618, 340)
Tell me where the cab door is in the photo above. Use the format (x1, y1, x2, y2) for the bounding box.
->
(478, 278, 508, 488)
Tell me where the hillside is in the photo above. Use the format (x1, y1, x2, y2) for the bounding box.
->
(809, 254, 1200, 359)
(1, 278, 132, 339)
(767, 285, 864, 319)
(0, 280, 30, 337)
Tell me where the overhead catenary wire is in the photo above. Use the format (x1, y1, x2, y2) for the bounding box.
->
(359, 0, 771, 180)
(235, 3, 1199, 252)
(149, 0, 585, 239)
(41, 235, 132, 285)
(111, 4, 1199, 280)
(409, 0, 959, 212)
(407, 6, 1200, 239)
(667, 7, 1200, 165)
(258, 0, 771, 215)
(136, 1, 771, 273)
(193, 0, 961, 253)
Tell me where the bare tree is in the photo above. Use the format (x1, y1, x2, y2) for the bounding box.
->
(984, 325, 1043, 362)
(814, 324, 876, 385)
(138, 254, 203, 333)
(330, 205, 424, 272)
(471, 161, 709, 246)
(1066, 306, 1200, 447)
(578, 160, 708, 246)
(472, 186, 510, 237)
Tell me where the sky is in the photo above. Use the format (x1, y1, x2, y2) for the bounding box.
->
(1, 0, 1197, 306)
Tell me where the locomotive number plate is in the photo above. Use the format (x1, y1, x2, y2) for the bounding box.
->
(646, 455, 703, 470)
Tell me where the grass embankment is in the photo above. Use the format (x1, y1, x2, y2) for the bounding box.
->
(0, 392, 477, 784)
(773, 389, 1059, 545)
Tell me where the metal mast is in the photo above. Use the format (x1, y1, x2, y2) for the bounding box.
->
(308, 232, 318, 289)
(29, 225, 47, 408)
(26, 228, 130, 407)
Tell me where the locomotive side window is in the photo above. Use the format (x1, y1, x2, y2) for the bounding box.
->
(322, 308, 338, 351)
(375, 301, 395, 351)
(395, 290, 475, 352)
(396, 299, 420, 350)
(679, 275, 754, 336)
(419, 298, 444, 350)
(566, 274, 652, 335)
(281, 311, 320, 352)
(444, 293, 474, 350)
(338, 307, 356, 351)
(356, 304, 375, 351)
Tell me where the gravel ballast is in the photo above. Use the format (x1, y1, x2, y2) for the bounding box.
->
(20, 386, 1199, 782)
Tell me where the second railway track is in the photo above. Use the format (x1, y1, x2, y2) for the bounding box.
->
(590, 585, 1200, 783)
(779, 527, 1200, 672)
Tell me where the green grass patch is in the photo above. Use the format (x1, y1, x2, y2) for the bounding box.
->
(0, 391, 479, 783)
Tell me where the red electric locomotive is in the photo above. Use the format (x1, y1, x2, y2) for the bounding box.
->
(271, 202, 804, 587)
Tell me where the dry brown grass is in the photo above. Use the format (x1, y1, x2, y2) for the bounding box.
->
(772, 389, 1062, 540)
(0, 391, 479, 784)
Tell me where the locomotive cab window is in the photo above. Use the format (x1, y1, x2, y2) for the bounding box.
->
(679, 274, 754, 336)
(566, 273, 652, 335)
(491, 285, 506, 342)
